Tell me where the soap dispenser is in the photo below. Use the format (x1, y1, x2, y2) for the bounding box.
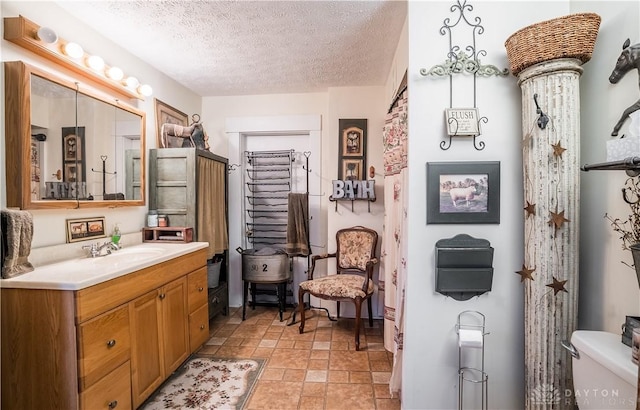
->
(111, 224, 121, 245)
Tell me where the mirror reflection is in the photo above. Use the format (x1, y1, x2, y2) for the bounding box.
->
(29, 74, 142, 202)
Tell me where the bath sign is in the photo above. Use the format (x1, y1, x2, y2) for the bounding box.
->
(331, 180, 375, 200)
(445, 108, 480, 136)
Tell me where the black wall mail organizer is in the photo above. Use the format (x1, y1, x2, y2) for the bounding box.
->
(435, 234, 494, 301)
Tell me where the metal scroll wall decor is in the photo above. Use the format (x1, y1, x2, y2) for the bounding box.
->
(419, 0, 508, 151)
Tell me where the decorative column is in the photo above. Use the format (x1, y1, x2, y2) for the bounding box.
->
(518, 59, 583, 409)
(505, 13, 601, 410)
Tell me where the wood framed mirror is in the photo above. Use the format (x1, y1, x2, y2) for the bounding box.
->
(4, 60, 145, 209)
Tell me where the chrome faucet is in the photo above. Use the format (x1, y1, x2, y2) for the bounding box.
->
(82, 241, 120, 258)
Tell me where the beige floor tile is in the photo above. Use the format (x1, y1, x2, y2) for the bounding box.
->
(196, 344, 220, 355)
(327, 370, 349, 383)
(329, 350, 370, 371)
(375, 398, 402, 409)
(372, 371, 391, 384)
(214, 345, 257, 358)
(302, 382, 326, 397)
(205, 336, 226, 346)
(325, 383, 375, 410)
(294, 340, 313, 350)
(304, 369, 327, 382)
(370, 359, 392, 371)
(283, 368, 306, 381)
(259, 339, 278, 348)
(260, 367, 285, 381)
(312, 341, 331, 350)
(245, 380, 302, 410)
(309, 350, 329, 360)
(251, 347, 275, 358)
(299, 395, 324, 410)
(368, 351, 389, 361)
(267, 348, 310, 369)
(307, 359, 328, 370)
(350, 371, 372, 383)
(374, 384, 392, 399)
(277, 339, 296, 348)
(223, 337, 244, 346)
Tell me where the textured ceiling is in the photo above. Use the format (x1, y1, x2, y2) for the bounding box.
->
(55, 0, 407, 97)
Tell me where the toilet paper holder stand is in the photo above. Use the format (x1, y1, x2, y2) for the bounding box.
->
(456, 310, 488, 410)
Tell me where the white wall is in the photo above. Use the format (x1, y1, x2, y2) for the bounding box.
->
(403, 1, 567, 408)
(402, 1, 639, 408)
(572, 1, 640, 333)
(0, 1, 202, 249)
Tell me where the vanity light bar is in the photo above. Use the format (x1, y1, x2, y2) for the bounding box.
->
(3, 15, 152, 101)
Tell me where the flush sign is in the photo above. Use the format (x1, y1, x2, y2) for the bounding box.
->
(445, 108, 480, 136)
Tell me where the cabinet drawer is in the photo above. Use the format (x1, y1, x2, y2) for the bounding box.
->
(187, 267, 207, 313)
(189, 303, 210, 352)
(80, 360, 132, 410)
(78, 304, 130, 390)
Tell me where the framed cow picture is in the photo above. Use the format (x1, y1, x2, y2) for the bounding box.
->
(426, 161, 500, 224)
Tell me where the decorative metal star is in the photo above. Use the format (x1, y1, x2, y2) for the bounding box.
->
(515, 265, 535, 282)
(524, 201, 536, 217)
(552, 140, 566, 158)
(546, 276, 568, 295)
(548, 207, 570, 231)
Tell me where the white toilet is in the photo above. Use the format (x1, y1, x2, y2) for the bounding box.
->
(569, 331, 638, 409)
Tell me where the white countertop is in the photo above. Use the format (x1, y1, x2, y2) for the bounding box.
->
(0, 242, 208, 291)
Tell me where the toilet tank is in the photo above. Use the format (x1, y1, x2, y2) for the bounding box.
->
(571, 331, 637, 409)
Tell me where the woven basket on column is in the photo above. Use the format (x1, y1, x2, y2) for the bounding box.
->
(504, 12, 601, 76)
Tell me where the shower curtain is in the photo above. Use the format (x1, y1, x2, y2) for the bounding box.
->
(381, 87, 408, 397)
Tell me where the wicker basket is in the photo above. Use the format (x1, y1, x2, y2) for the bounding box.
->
(505, 12, 601, 76)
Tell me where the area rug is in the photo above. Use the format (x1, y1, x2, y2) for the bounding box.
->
(141, 355, 265, 409)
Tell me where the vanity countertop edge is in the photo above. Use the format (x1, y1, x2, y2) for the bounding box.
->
(0, 242, 209, 291)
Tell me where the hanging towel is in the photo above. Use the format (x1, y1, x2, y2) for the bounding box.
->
(1, 209, 34, 279)
(286, 193, 310, 257)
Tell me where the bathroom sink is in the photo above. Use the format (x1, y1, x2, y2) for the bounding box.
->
(90, 247, 165, 265)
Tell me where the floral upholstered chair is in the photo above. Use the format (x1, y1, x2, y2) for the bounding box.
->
(298, 226, 378, 350)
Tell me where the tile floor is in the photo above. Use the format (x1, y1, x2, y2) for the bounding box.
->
(198, 305, 401, 410)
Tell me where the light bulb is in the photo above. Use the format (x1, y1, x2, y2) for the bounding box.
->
(36, 27, 58, 44)
(124, 76, 139, 89)
(138, 84, 153, 97)
(63, 42, 84, 59)
(107, 66, 124, 81)
(86, 55, 105, 71)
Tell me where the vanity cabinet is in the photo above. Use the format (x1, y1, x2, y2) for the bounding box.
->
(0, 247, 208, 410)
(130, 277, 189, 408)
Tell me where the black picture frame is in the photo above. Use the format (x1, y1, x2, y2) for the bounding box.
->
(338, 118, 367, 180)
(426, 161, 500, 224)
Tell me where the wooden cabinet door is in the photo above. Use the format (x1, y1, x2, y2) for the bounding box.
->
(160, 277, 189, 376)
(130, 289, 163, 408)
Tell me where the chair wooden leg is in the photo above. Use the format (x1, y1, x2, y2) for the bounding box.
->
(354, 298, 362, 351)
(367, 298, 373, 327)
(298, 287, 306, 334)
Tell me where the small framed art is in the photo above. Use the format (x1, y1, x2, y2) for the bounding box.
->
(66, 217, 106, 243)
(426, 161, 500, 224)
(338, 118, 367, 180)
